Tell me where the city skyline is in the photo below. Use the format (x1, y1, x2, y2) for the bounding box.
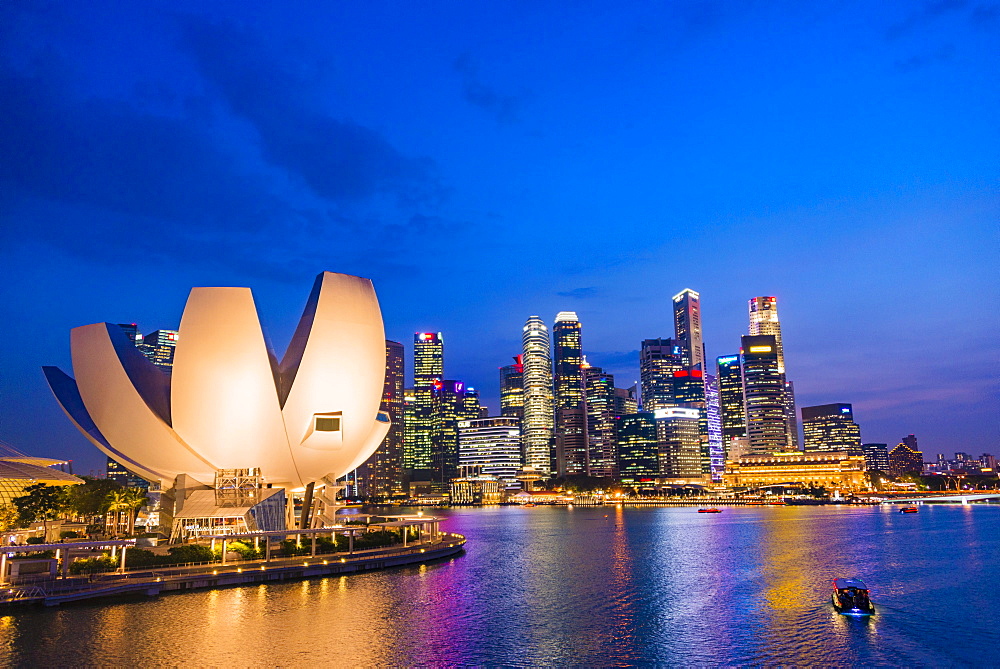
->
(1, 2, 997, 474)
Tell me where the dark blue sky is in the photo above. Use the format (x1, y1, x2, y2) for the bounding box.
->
(2, 1, 997, 475)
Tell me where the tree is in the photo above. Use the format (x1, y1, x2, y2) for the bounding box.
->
(13, 484, 65, 538)
(62, 477, 122, 520)
(0, 504, 20, 532)
(103, 487, 148, 536)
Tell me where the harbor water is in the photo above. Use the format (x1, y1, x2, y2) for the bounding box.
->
(1, 504, 997, 666)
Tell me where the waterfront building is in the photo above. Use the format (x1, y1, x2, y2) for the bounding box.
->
(354, 340, 405, 498)
(0, 443, 81, 507)
(138, 329, 179, 371)
(716, 354, 746, 446)
(888, 440, 924, 476)
(704, 373, 725, 481)
(44, 272, 392, 533)
(672, 289, 705, 371)
(552, 312, 584, 412)
(860, 443, 890, 472)
(584, 365, 617, 478)
(499, 355, 525, 420)
(748, 297, 798, 449)
(450, 476, 505, 505)
(402, 388, 418, 469)
(639, 338, 684, 411)
(740, 335, 788, 454)
(411, 332, 443, 472)
(616, 412, 659, 482)
(671, 369, 710, 474)
(555, 406, 588, 477)
(802, 403, 862, 454)
(521, 316, 555, 474)
(458, 417, 522, 488)
(654, 407, 702, 478)
(723, 451, 867, 491)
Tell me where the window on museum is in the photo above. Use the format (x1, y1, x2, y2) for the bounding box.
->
(315, 416, 341, 432)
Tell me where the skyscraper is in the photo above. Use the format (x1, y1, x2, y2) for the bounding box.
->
(584, 365, 617, 478)
(741, 335, 787, 454)
(521, 316, 554, 474)
(672, 289, 705, 371)
(748, 296, 798, 449)
(888, 440, 924, 476)
(139, 329, 179, 371)
(704, 373, 725, 481)
(411, 332, 443, 473)
(354, 340, 405, 498)
(552, 312, 587, 477)
(499, 356, 525, 420)
(716, 355, 747, 445)
(614, 386, 638, 417)
(402, 388, 420, 469)
(860, 443, 890, 472)
(801, 403, 862, 454)
(458, 416, 522, 488)
(654, 407, 703, 478)
(639, 338, 684, 411)
(431, 379, 478, 483)
(616, 413, 659, 482)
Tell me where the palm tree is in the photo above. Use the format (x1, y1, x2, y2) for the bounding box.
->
(103, 488, 148, 536)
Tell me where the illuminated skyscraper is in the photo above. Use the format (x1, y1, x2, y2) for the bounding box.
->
(521, 316, 554, 473)
(802, 403, 862, 454)
(888, 440, 924, 476)
(860, 443, 890, 472)
(431, 379, 478, 483)
(354, 340, 405, 498)
(402, 388, 419, 468)
(499, 356, 525, 420)
(639, 338, 684, 411)
(716, 355, 747, 445)
(584, 365, 617, 478)
(552, 312, 584, 412)
(654, 407, 703, 478)
(116, 323, 141, 345)
(614, 386, 638, 416)
(458, 417, 522, 488)
(671, 368, 709, 473)
(704, 374, 724, 481)
(616, 413, 659, 482)
(672, 289, 705, 371)
(748, 296, 798, 449)
(741, 335, 787, 454)
(138, 329, 179, 371)
(411, 332, 443, 472)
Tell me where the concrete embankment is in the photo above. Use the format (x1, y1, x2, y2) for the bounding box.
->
(1, 534, 466, 608)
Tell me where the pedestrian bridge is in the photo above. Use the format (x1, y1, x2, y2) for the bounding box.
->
(887, 493, 1000, 505)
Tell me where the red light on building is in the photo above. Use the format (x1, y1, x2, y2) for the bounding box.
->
(673, 370, 689, 377)
(691, 370, 703, 378)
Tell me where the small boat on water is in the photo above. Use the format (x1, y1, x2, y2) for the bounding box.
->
(900, 506, 918, 513)
(832, 578, 876, 616)
(698, 508, 723, 513)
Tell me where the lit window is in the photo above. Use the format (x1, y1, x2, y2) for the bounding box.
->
(315, 417, 341, 432)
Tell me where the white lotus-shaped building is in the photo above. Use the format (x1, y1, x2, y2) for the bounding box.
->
(44, 272, 390, 490)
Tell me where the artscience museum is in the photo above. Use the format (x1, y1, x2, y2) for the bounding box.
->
(44, 272, 390, 538)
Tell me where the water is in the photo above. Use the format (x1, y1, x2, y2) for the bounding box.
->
(1, 504, 997, 666)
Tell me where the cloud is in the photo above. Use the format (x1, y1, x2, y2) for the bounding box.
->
(557, 286, 599, 299)
(886, 0, 969, 39)
(453, 53, 524, 124)
(178, 17, 445, 208)
(894, 43, 957, 72)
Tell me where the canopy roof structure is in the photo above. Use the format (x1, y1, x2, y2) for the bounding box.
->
(0, 441, 82, 506)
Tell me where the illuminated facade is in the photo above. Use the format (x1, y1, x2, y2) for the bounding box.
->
(411, 332, 443, 472)
(521, 316, 554, 474)
(616, 412, 659, 482)
(499, 356, 525, 420)
(552, 312, 584, 412)
(801, 403, 862, 454)
(138, 329, 179, 372)
(0, 445, 81, 507)
(748, 296, 798, 449)
(458, 417, 522, 488)
(860, 443, 890, 472)
(584, 366, 617, 478)
(402, 388, 418, 468)
(704, 374, 725, 481)
(44, 271, 390, 493)
(431, 380, 479, 483)
(107, 456, 149, 488)
(716, 354, 746, 448)
(555, 407, 588, 476)
(639, 338, 684, 411)
(672, 289, 705, 371)
(354, 340, 405, 498)
(450, 476, 505, 505)
(654, 407, 702, 478)
(723, 451, 867, 491)
(888, 441, 924, 476)
(741, 335, 788, 454)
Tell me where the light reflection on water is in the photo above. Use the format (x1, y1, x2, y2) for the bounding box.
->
(1, 505, 997, 666)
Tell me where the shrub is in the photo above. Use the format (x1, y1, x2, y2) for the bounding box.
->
(70, 555, 117, 574)
(354, 530, 401, 550)
(123, 548, 160, 568)
(60, 531, 81, 540)
(166, 544, 215, 564)
(25, 537, 46, 545)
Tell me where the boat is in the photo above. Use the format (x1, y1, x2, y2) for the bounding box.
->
(899, 506, 918, 514)
(697, 508, 723, 513)
(831, 578, 876, 616)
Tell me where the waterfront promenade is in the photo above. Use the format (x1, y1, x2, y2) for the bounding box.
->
(0, 532, 465, 607)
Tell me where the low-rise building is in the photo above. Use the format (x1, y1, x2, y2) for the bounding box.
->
(450, 476, 505, 505)
(723, 451, 867, 491)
